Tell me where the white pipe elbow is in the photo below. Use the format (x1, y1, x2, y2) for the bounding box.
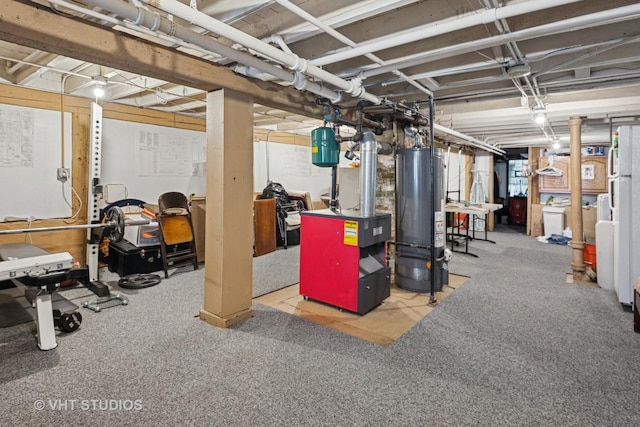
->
(289, 55, 309, 74)
(290, 72, 307, 90)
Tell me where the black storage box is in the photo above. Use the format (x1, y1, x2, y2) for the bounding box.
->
(276, 228, 300, 247)
(108, 240, 163, 277)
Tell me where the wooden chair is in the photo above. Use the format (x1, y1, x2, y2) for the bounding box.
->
(157, 192, 198, 278)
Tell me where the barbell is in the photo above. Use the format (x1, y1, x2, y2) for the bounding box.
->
(0, 206, 148, 243)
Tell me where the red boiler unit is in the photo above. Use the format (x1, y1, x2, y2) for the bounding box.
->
(299, 209, 391, 314)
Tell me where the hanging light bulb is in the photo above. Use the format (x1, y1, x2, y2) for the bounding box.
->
(534, 110, 546, 125)
(93, 85, 105, 98)
(92, 76, 107, 99)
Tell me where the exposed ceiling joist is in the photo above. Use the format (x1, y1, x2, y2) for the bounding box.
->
(0, 0, 323, 119)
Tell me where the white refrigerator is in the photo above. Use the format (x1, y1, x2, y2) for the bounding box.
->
(603, 125, 640, 307)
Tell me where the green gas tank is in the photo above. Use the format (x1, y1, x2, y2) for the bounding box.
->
(311, 127, 340, 167)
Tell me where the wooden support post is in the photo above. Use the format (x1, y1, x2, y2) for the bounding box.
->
(527, 146, 541, 236)
(487, 154, 495, 231)
(200, 89, 254, 328)
(569, 117, 590, 282)
(465, 153, 473, 201)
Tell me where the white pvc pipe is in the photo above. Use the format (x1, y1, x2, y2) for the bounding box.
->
(82, 0, 342, 103)
(6, 50, 41, 74)
(280, 0, 421, 45)
(274, 0, 434, 100)
(139, 0, 380, 104)
(69, 0, 502, 155)
(361, 3, 640, 78)
(433, 123, 504, 155)
(311, 0, 583, 66)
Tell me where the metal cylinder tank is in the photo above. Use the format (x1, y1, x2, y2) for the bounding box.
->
(395, 147, 446, 293)
(311, 127, 340, 167)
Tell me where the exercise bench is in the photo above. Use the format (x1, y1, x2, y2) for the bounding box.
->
(0, 243, 112, 350)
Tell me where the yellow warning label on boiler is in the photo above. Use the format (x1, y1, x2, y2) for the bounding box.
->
(344, 220, 358, 246)
(311, 146, 319, 153)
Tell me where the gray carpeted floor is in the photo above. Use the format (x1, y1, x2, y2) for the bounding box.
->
(1, 225, 640, 426)
(252, 245, 300, 297)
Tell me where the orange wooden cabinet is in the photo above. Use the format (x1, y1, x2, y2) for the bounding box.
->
(253, 198, 276, 257)
(538, 156, 607, 194)
(580, 156, 608, 194)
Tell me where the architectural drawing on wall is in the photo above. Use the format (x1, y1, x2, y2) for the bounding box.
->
(281, 145, 312, 177)
(101, 119, 205, 203)
(136, 130, 204, 177)
(0, 103, 71, 220)
(0, 104, 34, 167)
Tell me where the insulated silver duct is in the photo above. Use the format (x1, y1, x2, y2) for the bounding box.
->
(359, 129, 378, 217)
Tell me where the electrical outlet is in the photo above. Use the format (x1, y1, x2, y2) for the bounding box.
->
(57, 167, 70, 182)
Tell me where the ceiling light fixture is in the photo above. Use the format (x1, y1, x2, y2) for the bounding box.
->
(92, 76, 107, 99)
(93, 86, 105, 98)
(532, 107, 546, 126)
(506, 63, 531, 78)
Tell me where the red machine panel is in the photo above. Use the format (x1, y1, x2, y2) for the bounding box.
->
(299, 209, 391, 314)
(299, 213, 360, 311)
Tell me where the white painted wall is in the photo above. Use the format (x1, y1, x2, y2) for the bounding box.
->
(444, 149, 468, 202)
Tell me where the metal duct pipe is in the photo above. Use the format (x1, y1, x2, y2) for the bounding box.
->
(359, 129, 378, 217)
(81, 0, 342, 103)
(311, 0, 583, 66)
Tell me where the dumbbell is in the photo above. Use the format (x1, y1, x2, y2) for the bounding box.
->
(52, 309, 82, 333)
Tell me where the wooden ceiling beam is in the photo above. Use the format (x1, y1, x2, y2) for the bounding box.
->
(0, 0, 322, 119)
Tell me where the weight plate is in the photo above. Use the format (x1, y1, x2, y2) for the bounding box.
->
(58, 312, 82, 333)
(105, 206, 125, 242)
(118, 274, 162, 289)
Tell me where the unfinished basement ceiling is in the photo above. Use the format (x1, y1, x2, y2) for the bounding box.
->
(1, 0, 640, 151)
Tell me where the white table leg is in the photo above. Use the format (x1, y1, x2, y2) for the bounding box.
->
(34, 292, 57, 351)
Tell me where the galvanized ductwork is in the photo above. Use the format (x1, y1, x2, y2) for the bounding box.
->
(359, 129, 378, 217)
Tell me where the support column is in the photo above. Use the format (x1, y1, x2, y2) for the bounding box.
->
(569, 116, 589, 282)
(465, 153, 473, 201)
(527, 146, 540, 236)
(487, 154, 495, 231)
(200, 89, 254, 328)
